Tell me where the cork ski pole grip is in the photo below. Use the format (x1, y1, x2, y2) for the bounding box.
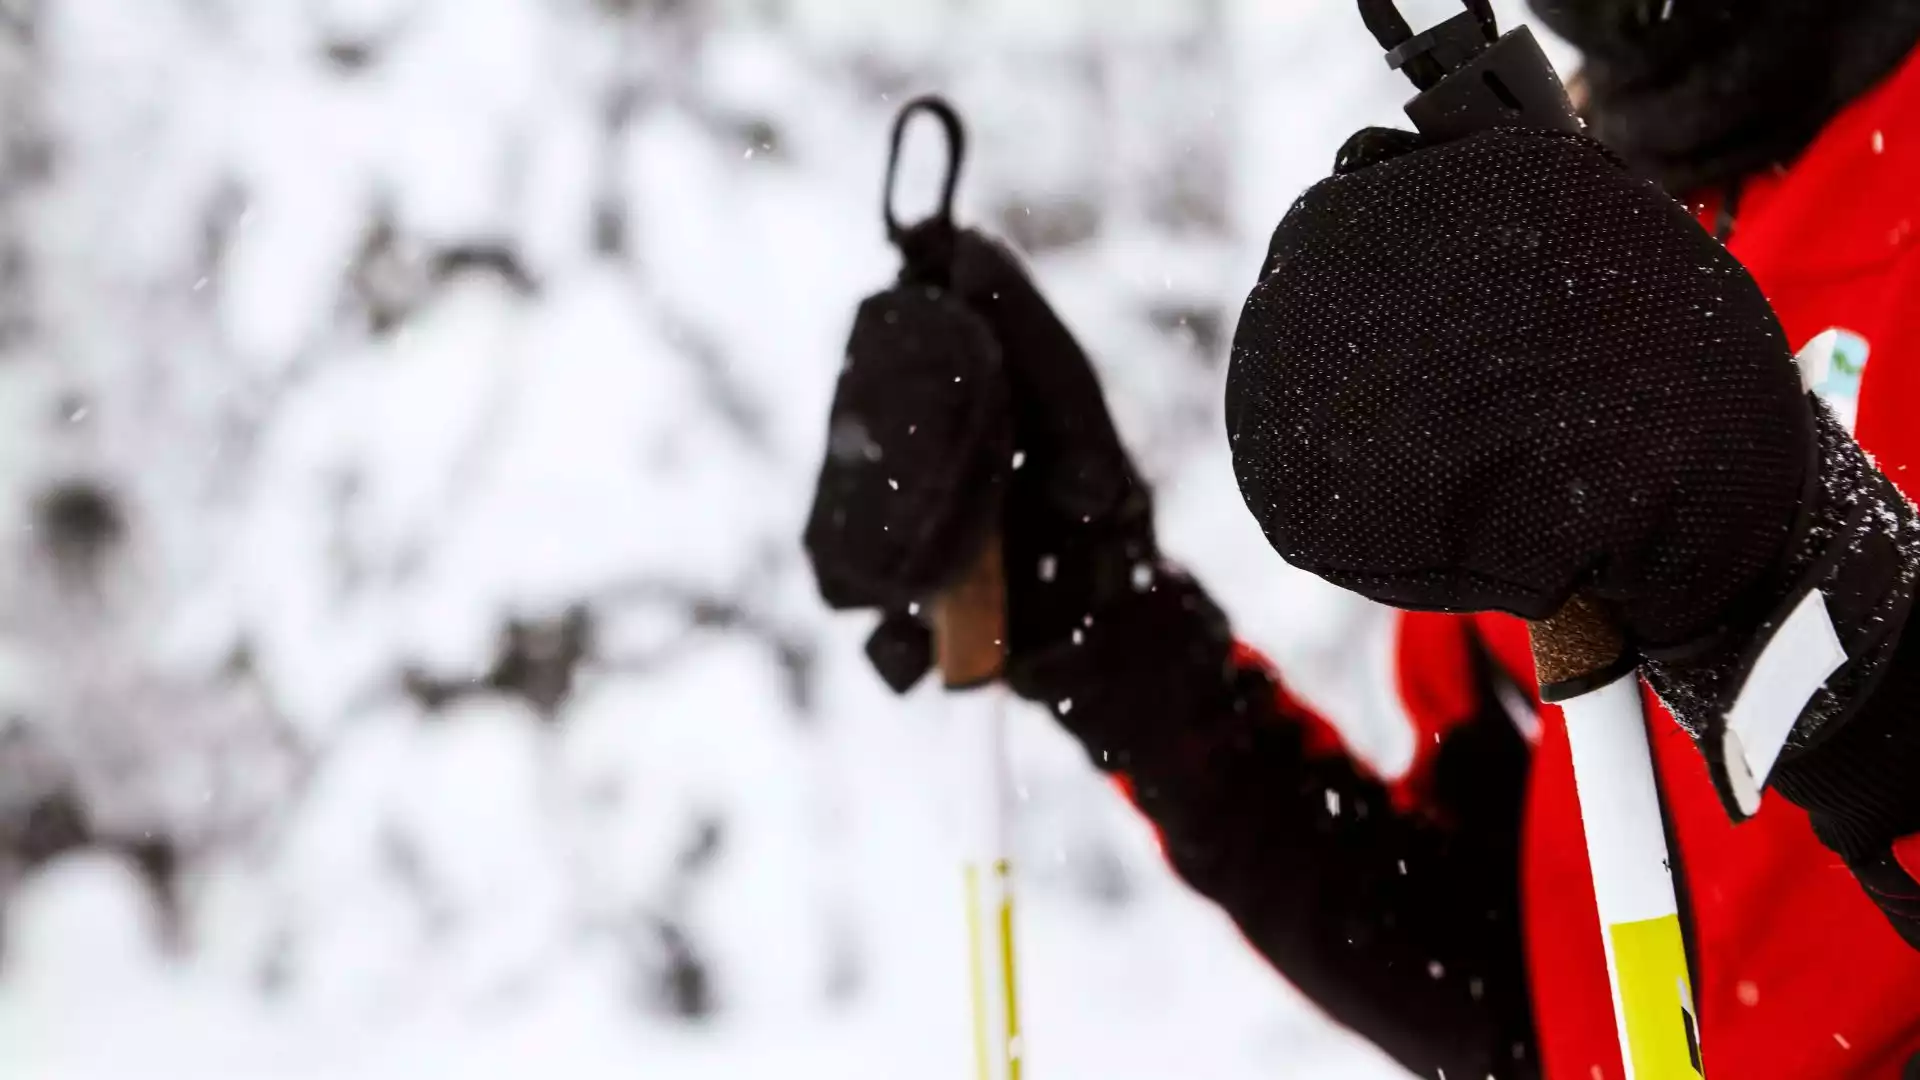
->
(934, 529, 1009, 690)
(1530, 592, 1635, 704)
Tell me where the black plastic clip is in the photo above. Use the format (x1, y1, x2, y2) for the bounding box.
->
(1358, 0, 1581, 144)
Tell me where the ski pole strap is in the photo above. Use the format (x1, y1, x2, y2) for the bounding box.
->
(1358, 0, 1496, 91)
(1357, 0, 1494, 54)
(883, 94, 966, 248)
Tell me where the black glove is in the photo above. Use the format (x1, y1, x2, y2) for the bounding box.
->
(1226, 126, 1920, 940)
(803, 97, 1159, 704)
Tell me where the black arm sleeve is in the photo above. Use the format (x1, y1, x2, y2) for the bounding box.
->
(1772, 623, 1920, 950)
(1010, 566, 1539, 1080)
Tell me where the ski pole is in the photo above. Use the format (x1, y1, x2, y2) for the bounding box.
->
(1360, 4, 1704, 1075)
(933, 533, 1025, 1080)
(1533, 598, 1703, 1080)
(876, 95, 1026, 1080)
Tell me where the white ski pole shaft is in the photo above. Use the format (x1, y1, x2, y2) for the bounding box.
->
(947, 687, 1023, 1080)
(1533, 597, 1703, 1080)
(933, 534, 1025, 1080)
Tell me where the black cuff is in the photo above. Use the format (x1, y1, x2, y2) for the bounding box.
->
(1772, 628, 1920, 862)
(1642, 399, 1920, 827)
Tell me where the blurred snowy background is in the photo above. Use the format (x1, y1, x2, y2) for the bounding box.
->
(0, 1, 1570, 1076)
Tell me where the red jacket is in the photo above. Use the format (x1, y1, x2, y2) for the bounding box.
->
(1343, 46, 1920, 1079)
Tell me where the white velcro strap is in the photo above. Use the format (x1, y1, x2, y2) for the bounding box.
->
(1720, 589, 1846, 816)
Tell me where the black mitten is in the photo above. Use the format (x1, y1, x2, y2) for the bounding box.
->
(1226, 126, 1920, 841)
(802, 258, 1010, 616)
(803, 97, 1155, 696)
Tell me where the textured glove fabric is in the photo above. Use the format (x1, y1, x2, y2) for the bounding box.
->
(944, 231, 1156, 668)
(805, 279, 1010, 612)
(1227, 127, 1808, 653)
(803, 224, 1153, 692)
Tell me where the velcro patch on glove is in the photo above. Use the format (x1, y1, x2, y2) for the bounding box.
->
(1716, 588, 1846, 816)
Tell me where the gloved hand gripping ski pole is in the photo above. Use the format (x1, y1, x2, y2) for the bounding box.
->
(878, 98, 1025, 1080)
(1363, 4, 1704, 1076)
(877, 102, 1014, 694)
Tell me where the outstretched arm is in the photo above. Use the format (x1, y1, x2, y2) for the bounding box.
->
(1019, 569, 1541, 1079)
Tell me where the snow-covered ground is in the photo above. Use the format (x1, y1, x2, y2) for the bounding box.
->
(0, 2, 1569, 1077)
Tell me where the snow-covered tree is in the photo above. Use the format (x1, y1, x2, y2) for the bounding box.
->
(0, 2, 1563, 1075)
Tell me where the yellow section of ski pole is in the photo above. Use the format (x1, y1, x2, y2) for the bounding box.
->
(964, 864, 992, 1080)
(1612, 914, 1702, 1079)
(997, 858, 1024, 1080)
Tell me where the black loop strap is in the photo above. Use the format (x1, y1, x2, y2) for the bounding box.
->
(1358, 0, 1414, 50)
(1361, 0, 1498, 92)
(1465, 0, 1498, 42)
(1359, 0, 1497, 52)
(883, 95, 966, 247)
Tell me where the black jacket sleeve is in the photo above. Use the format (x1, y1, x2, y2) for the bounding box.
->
(1009, 565, 1541, 1080)
(1771, 623, 1920, 950)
